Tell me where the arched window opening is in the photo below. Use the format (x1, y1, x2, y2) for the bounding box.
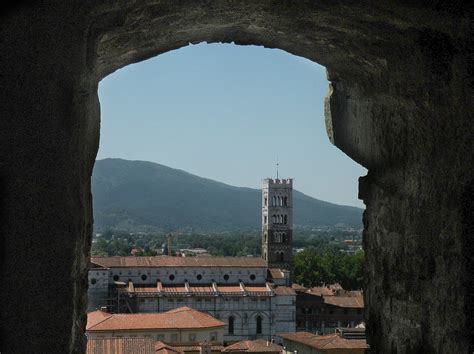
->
(228, 316, 234, 334)
(256, 315, 262, 334)
(280, 252, 284, 261)
(277, 196, 281, 206)
(272, 196, 276, 206)
(284, 196, 288, 206)
(282, 233, 286, 242)
(284, 215, 288, 224)
(275, 232, 280, 242)
(264, 197, 267, 206)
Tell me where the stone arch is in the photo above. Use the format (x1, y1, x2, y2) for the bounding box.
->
(1, 3, 472, 353)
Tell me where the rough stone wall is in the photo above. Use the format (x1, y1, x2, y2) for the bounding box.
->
(0, 1, 472, 353)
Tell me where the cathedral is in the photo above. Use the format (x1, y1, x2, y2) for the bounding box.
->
(88, 178, 296, 343)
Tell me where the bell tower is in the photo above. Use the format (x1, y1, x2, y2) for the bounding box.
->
(261, 178, 293, 269)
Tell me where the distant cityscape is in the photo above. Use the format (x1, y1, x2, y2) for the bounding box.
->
(87, 178, 367, 353)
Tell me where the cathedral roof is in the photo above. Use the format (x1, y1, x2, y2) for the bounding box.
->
(91, 256, 267, 268)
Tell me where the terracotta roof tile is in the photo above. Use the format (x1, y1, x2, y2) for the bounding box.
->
(323, 294, 364, 308)
(268, 268, 284, 279)
(155, 341, 182, 353)
(162, 285, 188, 293)
(245, 285, 272, 294)
(91, 256, 266, 268)
(222, 339, 283, 352)
(86, 310, 113, 330)
(87, 307, 225, 332)
(272, 286, 296, 296)
(291, 283, 308, 291)
(189, 285, 215, 294)
(216, 285, 243, 293)
(173, 344, 223, 352)
(278, 332, 368, 350)
(86, 337, 155, 354)
(305, 286, 335, 296)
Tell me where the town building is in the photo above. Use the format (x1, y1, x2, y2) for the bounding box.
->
(293, 284, 364, 334)
(221, 339, 283, 353)
(86, 306, 225, 346)
(279, 331, 368, 354)
(88, 256, 296, 344)
(88, 178, 297, 344)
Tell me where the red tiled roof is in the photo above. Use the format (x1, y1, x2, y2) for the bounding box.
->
(155, 341, 182, 353)
(216, 285, 243, 293)
(91, 256, 266, 268)
(305, 286, 335, 296)
(291, 283, 308, 291)
(278, 332, 368, 350)
(86, 337, 155, 354)
(222, 339, 283, 352)
(323, 295, 364, 308)
(268, 268, 284, 279)
(162, 285, 188, 293)
(272, 286, 296, 296)
(87, 307, 225, 332)
(173, 344, 224, 352)
(245, 285, 271, 293)
(189, 285, 214, 293)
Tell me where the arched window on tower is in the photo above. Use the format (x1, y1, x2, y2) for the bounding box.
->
(277, 196, 281, 206)
(273, 196, 277, 206)
(274, 232, 280, 242)
(256, 315, 262, 335)
(284, 215, 288, 224)
(228, 316, 234, 334)
(282, 232, 286, 242)
(272, 215, 276, 224)
(284, 196, 288, 206)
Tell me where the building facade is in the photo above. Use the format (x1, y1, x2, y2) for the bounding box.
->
(294, 284, 364, 334)
(88, 256, 296, 344)
(261, 178, 293, 270)
(86, 306, 226, 344)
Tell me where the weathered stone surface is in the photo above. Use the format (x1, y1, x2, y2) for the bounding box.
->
(0, 1, 472, 353)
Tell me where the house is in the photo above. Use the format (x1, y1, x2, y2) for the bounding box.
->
(221, 339, 283, 353)
(86, 306, 225, 345)
(279, 332, 368, 354)
(294, 284, 363, 334)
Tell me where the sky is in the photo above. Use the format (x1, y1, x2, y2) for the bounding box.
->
(97, 43, 367, 208)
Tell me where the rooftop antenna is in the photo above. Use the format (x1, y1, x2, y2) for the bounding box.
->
(276, 157, 279, 179)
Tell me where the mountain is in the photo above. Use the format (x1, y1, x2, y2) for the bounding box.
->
(92, 158, 363, 232)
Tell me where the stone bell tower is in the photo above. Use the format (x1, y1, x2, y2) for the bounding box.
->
(261, 178, 293, 269)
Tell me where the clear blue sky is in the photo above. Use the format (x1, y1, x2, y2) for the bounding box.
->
(97, 43, 366, 208)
